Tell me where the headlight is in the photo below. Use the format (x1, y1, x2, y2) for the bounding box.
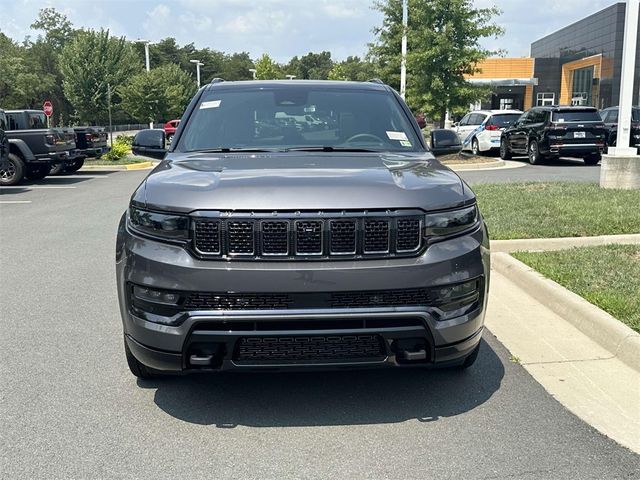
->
(128, 206, 189, 240)
(424, 205, 479, 238)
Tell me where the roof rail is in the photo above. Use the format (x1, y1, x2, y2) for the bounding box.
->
(209, 78, 225, 85)
(367, 78, 385, 85)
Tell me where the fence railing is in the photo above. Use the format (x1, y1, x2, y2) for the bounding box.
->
(106, 123, 150, 133)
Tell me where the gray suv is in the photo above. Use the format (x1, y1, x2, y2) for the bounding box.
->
(117, 79, 490, 379)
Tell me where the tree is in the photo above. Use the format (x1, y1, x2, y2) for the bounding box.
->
(60, 29, 139, 123)
(369, 0, 503, 125)
(329, 56, 378, 82)
(254, 54, 282, 80)
(119, 64, 197, 123)
(286, 51, 333, 80)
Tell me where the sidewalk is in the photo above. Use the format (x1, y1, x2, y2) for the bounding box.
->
(486, 269, 640, 454)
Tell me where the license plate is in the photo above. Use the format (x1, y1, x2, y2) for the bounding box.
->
(574, 131, 586, 138)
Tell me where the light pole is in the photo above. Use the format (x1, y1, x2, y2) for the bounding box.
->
(190, 59, 204, 88)
(400, 0, 408, 100)
(285, 75, 296, 80)
(136, 39, 155, 128)
(249, 68, 257, 80)
(600, 0, 640, 189)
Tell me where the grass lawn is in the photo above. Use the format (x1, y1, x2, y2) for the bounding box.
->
(440, 153, 500, 165)
(513, 245, 640, 333)
(84, 155, 149, 166)
(473, 182, 640, 239)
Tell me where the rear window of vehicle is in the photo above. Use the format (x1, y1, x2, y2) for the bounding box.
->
(552, 110, 601, 122)
(179, 86, 422, 153)
(488, 114, 521, 128)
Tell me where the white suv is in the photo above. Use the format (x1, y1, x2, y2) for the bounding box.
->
(453, 110, 523, 155)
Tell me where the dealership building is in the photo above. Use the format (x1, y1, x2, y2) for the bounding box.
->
(467, 2, 640, 111)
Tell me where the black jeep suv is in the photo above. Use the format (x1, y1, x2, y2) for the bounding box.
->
(118, 79, 490, 379)
(599, 106, 640, 153)
(500, 106, 606, 165)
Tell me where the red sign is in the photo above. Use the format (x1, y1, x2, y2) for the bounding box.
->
(43, 101, 53, 117)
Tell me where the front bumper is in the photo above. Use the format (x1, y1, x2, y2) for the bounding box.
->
(116, 217, 490, 372)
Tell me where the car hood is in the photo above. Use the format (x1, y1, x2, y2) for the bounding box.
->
(136, 152, 473, 213)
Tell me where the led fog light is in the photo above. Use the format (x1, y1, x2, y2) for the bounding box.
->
(133, 285, 181, 305)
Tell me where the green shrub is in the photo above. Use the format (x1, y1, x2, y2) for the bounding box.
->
(115, 134, 134, 146)
(103, 138, 131, 161)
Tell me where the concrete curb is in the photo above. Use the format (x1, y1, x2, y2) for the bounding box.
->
(447, 159, 526, 171)
(80, 161, 155, 171)
(492, 252, 640, 371)
(491, 234, 640, 252)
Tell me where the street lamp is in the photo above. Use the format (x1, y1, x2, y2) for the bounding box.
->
(285, 74, 297, 80)
(249, 68, 257, 80)
(190, 59, 204, 88)
(135, 39, 155, 128)
(400, 0, 408, 100)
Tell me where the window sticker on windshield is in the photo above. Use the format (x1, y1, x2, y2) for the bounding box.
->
(400, 140, 412, 147)
(386, 131, 408, 141)
(200, 100, 221, 109)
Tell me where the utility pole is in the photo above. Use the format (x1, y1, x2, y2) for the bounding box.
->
(400, 0, 408, 100)
(601, 0, 640, 189)
(107, 83, 113, 147)
(136, 39, 155, 129)
(190, 59, 204, 88)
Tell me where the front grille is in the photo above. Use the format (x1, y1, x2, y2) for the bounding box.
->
(182, 287, 439, 310)
(184, 292, 291, 310)
(234, 334, 386, 363)
(192, 211, 424, 260)
(295, 220, 322, 254)
(228, 221, 254, 254)
(330, 220, 356, 254)
(261, 221, 289, 255)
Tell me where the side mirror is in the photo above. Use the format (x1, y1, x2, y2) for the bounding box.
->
(430, 129, 462, 157)
(452, 122, 459, 128)
(132, 129, 167, 160)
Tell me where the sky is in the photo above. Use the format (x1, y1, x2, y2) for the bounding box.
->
(0, 0, 619, 62)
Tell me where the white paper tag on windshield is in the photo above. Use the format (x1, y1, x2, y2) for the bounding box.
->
(400, 140, 412, 147)
(386, 131, 408, 141)
(200, 100, 221, 109)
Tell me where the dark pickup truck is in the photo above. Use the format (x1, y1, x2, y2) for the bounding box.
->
(2, 109, 76, 184)
(70, 126, 110, 172)
(0, 110, 8, 171)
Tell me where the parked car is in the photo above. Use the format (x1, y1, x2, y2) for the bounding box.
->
(118, 79, 490, 379)
(163, 120, 180, 143)
(599, 106, 640, 153)
(71, 126, 110, 172)
(0, 110, 8, 170)
(453, 110, 522, 155)
(500, 106, 606, 165)
(1, 109, 76, 185)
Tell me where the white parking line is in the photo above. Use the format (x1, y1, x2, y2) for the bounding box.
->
(0, 200, 32, 204)
(0, 186, 76, 189)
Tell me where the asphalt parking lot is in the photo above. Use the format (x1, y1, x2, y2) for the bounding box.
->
(1, 166, 638, 479)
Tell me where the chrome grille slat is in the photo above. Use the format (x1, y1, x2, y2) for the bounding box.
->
(192, 212, 424, 259)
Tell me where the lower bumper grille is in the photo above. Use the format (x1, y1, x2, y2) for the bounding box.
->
(234, 335, 386, 364)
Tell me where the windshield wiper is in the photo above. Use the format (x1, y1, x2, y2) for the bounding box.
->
(283, 146, 381, 153)
(186, 147, 280, 154)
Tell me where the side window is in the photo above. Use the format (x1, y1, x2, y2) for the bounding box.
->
(519, 112, 531, 125)
(468, 114, 482, 126)
(599, 111, 609, 122)
(7, 115, 19, 130)
(608, 109, 619, 123)
(475, 114, 487, 126)
(459, 114, 470, 126)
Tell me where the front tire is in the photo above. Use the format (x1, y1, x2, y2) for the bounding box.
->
(455, 342, 481, 370)
(0, 153, 25, 186)
(471, 138, 480, 156)
(528, 139, 545, 165)
(124, 338, 158, 380)
(65, 158, 85, 173)
(500, 138, 512, 160)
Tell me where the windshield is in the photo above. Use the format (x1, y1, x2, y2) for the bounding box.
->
(488, 114, 521, 128)
(178, 86, 422, 153)
(552, 110, 601, 122)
